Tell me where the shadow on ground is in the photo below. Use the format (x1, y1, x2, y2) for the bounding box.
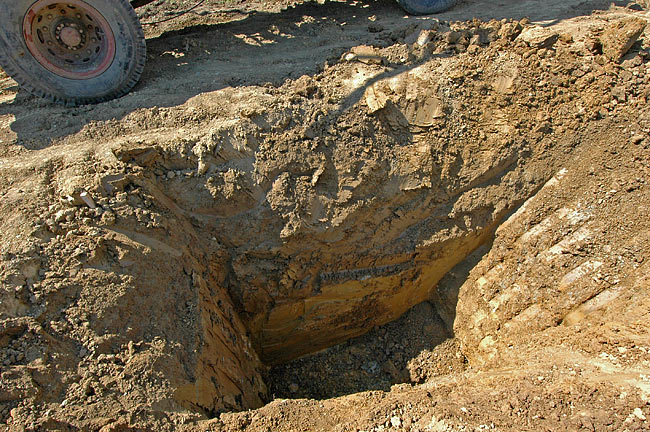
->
(0, 0, 631, 149)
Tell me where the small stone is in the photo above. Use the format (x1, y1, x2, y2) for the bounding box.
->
(79, 191, 97, 209)
(633, 408, 646, 421)
(517, 27, 559, 49)
(390, 416, 401, 427)
(631, 135, 644, 145)
(197, 160, 209, 176)
(167, 171, 176, 179)
(350, 45, 384, 64)
(128, 340, 135, 357)
(416, 30, 433, 47)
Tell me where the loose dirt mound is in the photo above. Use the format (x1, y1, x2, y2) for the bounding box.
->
(1, 0, 650, 431)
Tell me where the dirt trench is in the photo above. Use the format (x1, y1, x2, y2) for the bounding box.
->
(1, 1, 650, 430)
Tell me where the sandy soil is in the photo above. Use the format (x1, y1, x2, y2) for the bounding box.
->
(1, 0, 650, 431)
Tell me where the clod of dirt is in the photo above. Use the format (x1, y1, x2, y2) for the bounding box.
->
(600, 17, 647, 62)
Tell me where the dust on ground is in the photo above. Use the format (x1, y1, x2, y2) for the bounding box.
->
(1, 0, 650, 431)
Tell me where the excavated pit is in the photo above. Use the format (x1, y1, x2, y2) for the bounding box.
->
(101, 55, 551, 411)
(102, 39, 566, 411)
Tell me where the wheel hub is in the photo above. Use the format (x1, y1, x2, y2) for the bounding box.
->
(23, 0, 116, 80)
(58, 23, 84, 49)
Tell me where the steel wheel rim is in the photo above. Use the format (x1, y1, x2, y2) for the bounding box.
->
(22, 0, 116, 80)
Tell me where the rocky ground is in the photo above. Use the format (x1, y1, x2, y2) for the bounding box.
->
(1, 0, 650, 431)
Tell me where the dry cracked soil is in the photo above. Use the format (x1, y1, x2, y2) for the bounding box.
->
(1, 0, 650, 431)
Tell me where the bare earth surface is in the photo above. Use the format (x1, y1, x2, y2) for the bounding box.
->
(1, 0, 650, 431)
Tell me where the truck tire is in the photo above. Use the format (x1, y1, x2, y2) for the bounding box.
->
(396, 0, 458, 15)
(0, 0, 146, 106)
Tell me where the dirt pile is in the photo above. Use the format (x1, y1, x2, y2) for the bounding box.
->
(1, 0, 650, 431)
